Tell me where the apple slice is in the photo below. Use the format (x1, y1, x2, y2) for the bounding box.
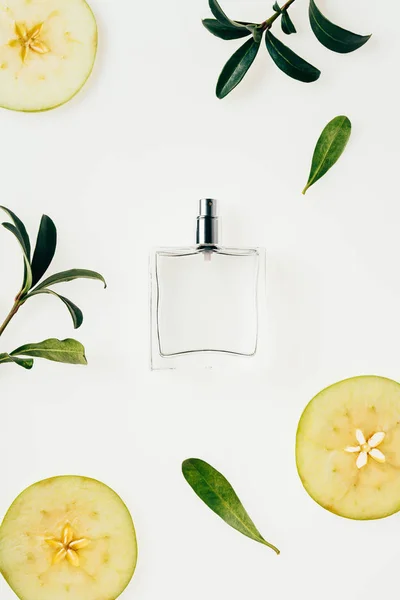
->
(296, 376, 400, 520)
(0, 476, 138, 600)
(0, 0, 97, 111)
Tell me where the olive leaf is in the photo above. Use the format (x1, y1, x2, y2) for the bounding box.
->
(265, 31, 320, 83)
(216, 37, 261, 99)
(26, 268, 105, 328)
(209, 0, 247, 29)
(28, 289, 83, 329)
(10, 338, 87, 365)
(32, 269, 106, 291)
(309, 0, 371, 54)
(0, 353, 33, 370)
(272, 2, 282, 13)
(182, 458, 280, 554)
(0, 206, 31, 259)
(8, 356, 33, 369)
(31, 215, 57, 287)
(1, 207, 32, 294)
(302, 115, 351, 195)
(2, 222, 33, 294)
(281, 11, 296, 35)
(203, 19, 252, 40)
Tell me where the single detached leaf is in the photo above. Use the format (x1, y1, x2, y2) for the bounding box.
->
(10, 338, 87, 365)
(309, 0, 371, 54)
(0, 353, 34, 369)
(31, 215, 57, 287)
(2, 222, 33, 293)
(203, 19, 251, 40)
(33, 268, 106, 292)
(216, 37, 260, 99)
(209, 0, 246, 29)
(302, 115, 351, 194)
(28, 288, 83, 329)
(182, 458, 280, 554)
(0, 206, 31, 259)
(281, 10, 296, 34)
(265, 31, 320, 83)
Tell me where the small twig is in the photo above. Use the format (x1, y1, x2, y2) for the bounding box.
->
(261, 0, 297, 30)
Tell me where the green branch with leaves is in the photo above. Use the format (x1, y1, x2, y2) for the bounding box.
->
(203, 0, 372, 98)
(0, 207, 106, 370)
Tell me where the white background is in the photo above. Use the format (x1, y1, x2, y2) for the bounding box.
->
(0, 0, 399, 598)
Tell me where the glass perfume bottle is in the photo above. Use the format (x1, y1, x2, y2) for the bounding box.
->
(150, 199, 266, 370)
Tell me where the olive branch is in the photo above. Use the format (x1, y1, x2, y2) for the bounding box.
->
(203, 0, 371, 98)
(0, 207, 106, 370)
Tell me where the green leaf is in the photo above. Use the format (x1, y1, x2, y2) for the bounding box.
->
(1, 206, 33, 293)
(209, 0, 246, 29)
(9, 356, 34, 369)
(2, 222, 33, 293)
(182, 458, 280, 554)
(265, 31, 320, 83)
(272, 2, 282, 13)
(216, 37, 260, 99)
(28, 289, 83, 329)
(0, 353, 33, 369)
(0, 206, 31, 259)
(31, 215, 57, 287)
(309, 0, 371, 54)
(10, 338, 87, 365)
(203, 19, 252, 40)
(33, 269, 106, 292)
(302, 115, 351, 195)
(0, 354, 34, 369)
(281, 10, 296, 34)
(2, 223, 29, 259)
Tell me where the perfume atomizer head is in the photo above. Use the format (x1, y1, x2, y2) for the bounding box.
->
(196, 198, 219, 246)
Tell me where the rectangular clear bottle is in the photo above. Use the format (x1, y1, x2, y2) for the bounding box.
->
(150, 199, 266, 370)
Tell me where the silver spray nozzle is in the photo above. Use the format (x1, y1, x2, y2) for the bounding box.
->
(196, 198, 219, 245)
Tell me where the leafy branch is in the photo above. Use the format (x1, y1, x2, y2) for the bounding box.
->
(203, 0, 372, 98)
(0, 206, 106, 369)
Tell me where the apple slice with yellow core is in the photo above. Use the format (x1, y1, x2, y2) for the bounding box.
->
(0, 476, 137, 600)
(296, 376, 400, 520)
(0, 0, 97, 111)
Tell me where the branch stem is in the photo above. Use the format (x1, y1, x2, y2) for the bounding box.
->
(261, 0, 297, 30)
(0, 297, 22, 337)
